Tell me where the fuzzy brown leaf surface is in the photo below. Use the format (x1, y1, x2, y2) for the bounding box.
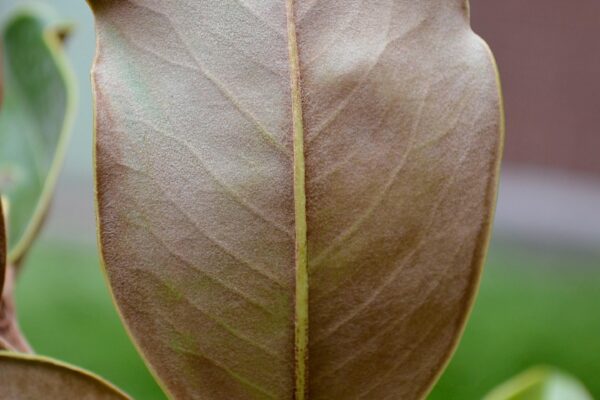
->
(0, 352, 130, 400)
(90, 1, 503, 399)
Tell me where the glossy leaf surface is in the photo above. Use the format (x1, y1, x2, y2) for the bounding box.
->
(484, 367, 593, 400)
(0, 352, 130, 399)
(0, 7, 76, 262)
(90, 1, 503, 399)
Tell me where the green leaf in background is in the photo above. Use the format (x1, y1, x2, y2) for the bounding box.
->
(0, 351, 130, 399)
(484, 367, 593, 400)
(0, 5, 76, 263)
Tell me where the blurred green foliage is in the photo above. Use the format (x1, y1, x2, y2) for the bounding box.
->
(15, 240, 600, 400)
(483, 366, 592, 400)
(431, 244, 600, 399)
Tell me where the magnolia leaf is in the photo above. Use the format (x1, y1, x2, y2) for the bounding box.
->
(0, 6, 76, 262)
(90, 1, 503, 399)
(0, 352, 130, 399)
(484, 367, 593, 400)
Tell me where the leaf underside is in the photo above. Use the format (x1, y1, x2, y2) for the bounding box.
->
(90, 1, 503, 399)
(0, 352, 130, 400)
(0, 8, 75, 262)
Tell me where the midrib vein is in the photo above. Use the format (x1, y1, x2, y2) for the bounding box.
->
(285, 1, 308, 399)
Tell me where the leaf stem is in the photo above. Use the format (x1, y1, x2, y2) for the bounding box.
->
(285, 1, 308, 399)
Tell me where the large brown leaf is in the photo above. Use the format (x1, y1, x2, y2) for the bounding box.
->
(0, 352, 130, 399)
(90, 1, 503, 399)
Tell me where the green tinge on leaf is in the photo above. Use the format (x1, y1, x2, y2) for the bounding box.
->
(0, 6, 76, 262)
(484, 367, 593, 400)
(0, 351, 130, 399)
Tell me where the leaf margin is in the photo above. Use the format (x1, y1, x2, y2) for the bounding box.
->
(0, 350, 131, 399)
(420, 31, 506, 399)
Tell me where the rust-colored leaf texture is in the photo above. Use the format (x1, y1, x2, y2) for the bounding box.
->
(89, 0, 503, 399)
(0, 352, 130, 400)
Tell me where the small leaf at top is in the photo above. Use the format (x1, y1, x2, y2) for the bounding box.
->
(89, 1, 504, 399)
(0, 6, 76, 262)
(484, 367, 593, 400)
(0, 352, 130, 399)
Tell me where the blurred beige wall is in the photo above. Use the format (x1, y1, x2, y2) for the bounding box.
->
(472, 0, 600, 175)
